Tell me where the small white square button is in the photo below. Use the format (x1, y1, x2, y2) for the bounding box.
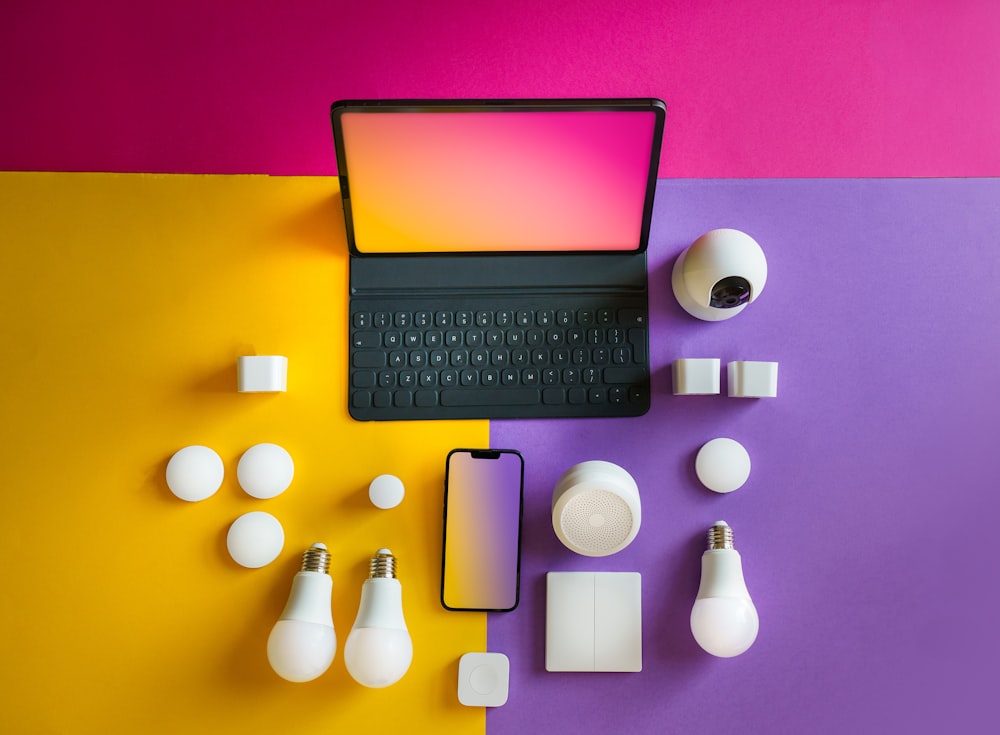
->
(458, 652, 510, 707)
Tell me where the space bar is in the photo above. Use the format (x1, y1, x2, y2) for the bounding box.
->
(440, 388, 540, 407)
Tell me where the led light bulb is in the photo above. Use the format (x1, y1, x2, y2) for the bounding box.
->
(267, 543, 337, 682)
(344, 548, 413, 688)
(690, 521, 759, 657)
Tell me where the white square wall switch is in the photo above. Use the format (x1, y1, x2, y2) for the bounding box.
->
(545, 571, 642, 672)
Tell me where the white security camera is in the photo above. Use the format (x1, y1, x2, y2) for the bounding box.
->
(671, 228, 767, 321)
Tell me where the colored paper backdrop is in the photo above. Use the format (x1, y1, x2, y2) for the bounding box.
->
(2, 1, 999, 177)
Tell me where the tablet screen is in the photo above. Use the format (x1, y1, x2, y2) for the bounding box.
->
(332, 101, 663, 254)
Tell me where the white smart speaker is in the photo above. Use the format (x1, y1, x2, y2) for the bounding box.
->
(551, 460, 641, 557)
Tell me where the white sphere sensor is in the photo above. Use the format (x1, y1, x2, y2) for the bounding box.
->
(369, 474, 405, 509)
(695, 438, 751, 493)
(165, 445, 224, 501)
(237, 443, 294, 499)
(227, 511, 285, 568)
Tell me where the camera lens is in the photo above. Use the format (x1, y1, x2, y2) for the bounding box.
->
(710, 277, 752, 309)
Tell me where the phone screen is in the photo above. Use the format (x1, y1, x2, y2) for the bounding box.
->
(441, 449, 524, 612)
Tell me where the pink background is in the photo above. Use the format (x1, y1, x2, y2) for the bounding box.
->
(3, 0, 999, 177)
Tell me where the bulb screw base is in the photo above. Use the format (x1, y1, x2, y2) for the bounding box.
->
(369, 548, 398, 579)
(706, 522, 735, 550)
(301, 542, 331, 573)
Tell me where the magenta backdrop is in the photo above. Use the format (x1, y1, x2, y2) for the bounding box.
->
(3, 0, 1000, 176)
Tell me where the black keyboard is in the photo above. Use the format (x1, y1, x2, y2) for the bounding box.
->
(348, 297, 650, 420)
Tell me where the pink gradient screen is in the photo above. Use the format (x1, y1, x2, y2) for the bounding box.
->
(338, 109, 659, 253)
(442, 450, 523, 611)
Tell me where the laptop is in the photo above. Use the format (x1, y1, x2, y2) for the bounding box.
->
(330, 98, 665, 421)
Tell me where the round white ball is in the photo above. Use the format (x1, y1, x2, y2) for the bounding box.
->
(368, 474, 405, 509)
(226, 511, 284, 568)
(237, 443, 294, 499)
(165, 445, 224, 502)
(695, 438, 751, 493)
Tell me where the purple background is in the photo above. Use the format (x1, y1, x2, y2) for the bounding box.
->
(491, 178, 1000, 733)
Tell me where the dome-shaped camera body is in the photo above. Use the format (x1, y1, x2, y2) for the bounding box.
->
(671, 229, 767, 321)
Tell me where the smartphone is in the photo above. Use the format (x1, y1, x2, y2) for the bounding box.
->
(441, 449, 524, 612)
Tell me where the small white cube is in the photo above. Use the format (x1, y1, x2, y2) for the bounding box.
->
(727, 360, 778, 398)
(458, 652, 510, 707)
(237, 355, 288, 392)
(672, 358, 721, 395)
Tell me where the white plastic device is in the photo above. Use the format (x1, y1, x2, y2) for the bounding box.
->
(165, 445, 224, 502)
(237, 443, 294, 499)
(368, 474, 405, 509)
(672, 358, 721, 395)
(552, 460, 641, 557)
(672, 228, 768, 321)
(695, 438, 751, 494)
(727, 360, 779, 398)
(226, 511, 285, 568)
(545, 572, 642, 672)
(237, 355, 288, 392)
(457, 652, 510, 706)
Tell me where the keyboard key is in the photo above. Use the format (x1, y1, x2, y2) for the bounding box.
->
(353, 331, 380, 348)
(618, 308, 645, 325)
(604, 367, 646, 384)
(440, 388, 540, 406)
(353, 312, 372, 328)
(542, 387, 566, 404)
(415, 390, 437, 407)
(354, 351, 386, 368)
(352, 371, 376, 388)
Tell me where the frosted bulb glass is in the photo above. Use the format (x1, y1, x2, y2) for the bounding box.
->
(344, 627, 413, 688)
(690, 521, 759, 658)
(344, 549, 413, 689)
(267, 544, 336, 682)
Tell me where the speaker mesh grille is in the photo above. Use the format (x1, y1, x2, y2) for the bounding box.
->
(558, 489, 635, 555)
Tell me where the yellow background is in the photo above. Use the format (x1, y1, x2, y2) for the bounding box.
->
(0, 173, 487, 733)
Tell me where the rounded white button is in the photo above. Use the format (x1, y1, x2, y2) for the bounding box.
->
(237, 443, 294, 499)
(469, 664, 498, 695)
(695, 438, 751, 493)
(165, 445, 224, 502)
(369, 474, 405, 509)
(226, 511, 284, 568)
